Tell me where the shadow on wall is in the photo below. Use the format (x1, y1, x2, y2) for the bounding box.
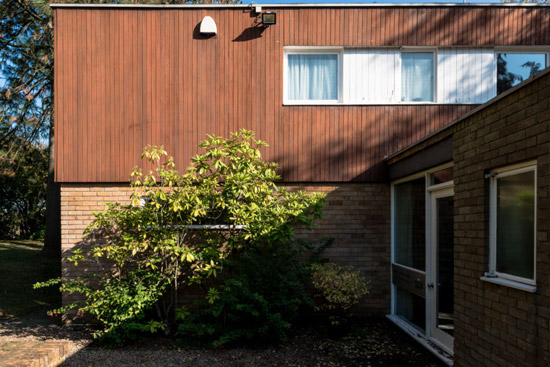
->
(233, 25, 267, 42)
(289, 182, 391, 317)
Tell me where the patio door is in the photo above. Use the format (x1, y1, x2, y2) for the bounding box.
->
(428, 186, 454, 352)
(390, 165, 454, 358)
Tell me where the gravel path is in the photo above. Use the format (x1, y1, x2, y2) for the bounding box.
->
(0, 312, 446, 367)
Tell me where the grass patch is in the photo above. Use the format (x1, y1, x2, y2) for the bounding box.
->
(0, 240, 61, 317)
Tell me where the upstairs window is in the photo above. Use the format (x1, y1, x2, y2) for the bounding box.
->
(286, 51, 341, 103)
(283, 48, 549, 105)
(488, 162, 536, 287)
(497, 53, 547, 94)
(401, 52, 435, 102)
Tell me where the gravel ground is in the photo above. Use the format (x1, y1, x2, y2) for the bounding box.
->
(0, 311, 446, 367)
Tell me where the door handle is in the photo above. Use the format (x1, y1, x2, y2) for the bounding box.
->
(427, 282, 434, 288)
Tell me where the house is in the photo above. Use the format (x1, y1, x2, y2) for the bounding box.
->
(386, 66, 550, 367)
(52, 3, 550, 366)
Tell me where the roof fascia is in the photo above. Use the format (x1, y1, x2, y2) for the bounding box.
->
(50, 3, 550, 9)
(385, 66, 550, 162)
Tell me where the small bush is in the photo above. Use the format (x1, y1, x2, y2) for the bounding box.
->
(310, 263, 369, 326)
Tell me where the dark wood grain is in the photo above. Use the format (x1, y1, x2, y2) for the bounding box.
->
(54, 7, 550, 183)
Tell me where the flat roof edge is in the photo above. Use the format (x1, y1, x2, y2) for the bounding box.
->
(385, 66, 550, 162)
(50, 3, 550, 9)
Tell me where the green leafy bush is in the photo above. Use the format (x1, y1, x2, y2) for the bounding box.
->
(310, 263, 369, 326)
(178, 238, 332, 347)
(35, 130, 325, 344)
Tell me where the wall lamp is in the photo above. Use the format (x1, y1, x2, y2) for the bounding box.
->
(199, 16, 217, 36)
(262, 12, 276, 26)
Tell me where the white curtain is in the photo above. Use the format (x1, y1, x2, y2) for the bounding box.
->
(288, 54, 338, 100)
(401, 53, 434, 102)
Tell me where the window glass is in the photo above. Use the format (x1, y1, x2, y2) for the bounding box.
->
(395, 286, 425, 332)
(287, 54, 338, 101)
(429, 166, 453, 186)
(496, 170, 535, 279)
(394, 177, 426, 270)
(497, 53, 547, 94)
(401, 53, 434, 102)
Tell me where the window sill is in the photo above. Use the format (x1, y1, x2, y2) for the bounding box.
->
(480, 276, 536, 293)
(386, 315, 453, 366)
(282, 102, 480, 106)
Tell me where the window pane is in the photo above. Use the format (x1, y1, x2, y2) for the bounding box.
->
(288, 54, 338, 100)
(394, 177, 426, 270)
(401, 53, 434, 102)
(497, 53, 547, 94)
(496, 171, 535, 279)
(395, 286, 425, 332)
(430, 166, 453, 186)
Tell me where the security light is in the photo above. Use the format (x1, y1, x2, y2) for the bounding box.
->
(262, 12, 276, 26)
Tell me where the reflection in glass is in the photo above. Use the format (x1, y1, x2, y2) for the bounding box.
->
(497, 53, 547, 94)
(496, 171, 535, 279)
(394, 178, 426, 270)
(430, 167, 453, 186)
(396, 286, 426, 332)
(401, 53, 434, 102)
(436, 196, 454, 336)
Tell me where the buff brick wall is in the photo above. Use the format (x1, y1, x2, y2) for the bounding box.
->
(60, 185, 134, 309)
(60, 182, 391, 316)
(452, 72, 550, 367)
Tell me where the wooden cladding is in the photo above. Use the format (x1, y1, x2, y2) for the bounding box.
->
(54, 6, 550, 183)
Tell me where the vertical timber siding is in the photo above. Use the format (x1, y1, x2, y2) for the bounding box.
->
(54, 6, 550, 182)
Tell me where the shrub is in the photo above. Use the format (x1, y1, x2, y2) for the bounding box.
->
(178, 238, 332, 347)
(310, 263, 369, 326)
(35, 130, 325, 343)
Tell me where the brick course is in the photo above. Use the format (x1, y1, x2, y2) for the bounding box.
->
(60, 183, 390, 316)
(451, 73, 550, 367)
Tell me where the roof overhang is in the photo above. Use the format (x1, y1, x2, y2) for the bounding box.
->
(50, 3, 550, 9)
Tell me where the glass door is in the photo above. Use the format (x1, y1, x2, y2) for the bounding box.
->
(392, 176, 427, 332)
(428, 187, 454, 352)
(391, 165, 454, 357)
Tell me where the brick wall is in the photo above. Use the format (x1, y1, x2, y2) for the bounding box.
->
(60, 183, 391, 316)
(288, 184, 391, 315)
(452, 73, 550, 367)
(60, 185, 134, 309)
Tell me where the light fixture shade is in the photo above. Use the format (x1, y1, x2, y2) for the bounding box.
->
(200, 16, 217, 35)
(262, 12, 276, 26)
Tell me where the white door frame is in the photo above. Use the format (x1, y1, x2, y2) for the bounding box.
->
(426, 184, 454, 354)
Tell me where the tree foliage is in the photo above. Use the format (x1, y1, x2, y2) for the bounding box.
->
(0, 138, 48, 239)
(0, 1, 52, 240)
(36, 130, 325, 343)
(0, 0, 52, 150)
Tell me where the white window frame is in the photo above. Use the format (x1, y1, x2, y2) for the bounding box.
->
(283, 47, 343, 105)
(282, 47, 550, 105)
(494, 48, 550, 95)
(399, 48, 437, 104)
(484, 161, 537, 291)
